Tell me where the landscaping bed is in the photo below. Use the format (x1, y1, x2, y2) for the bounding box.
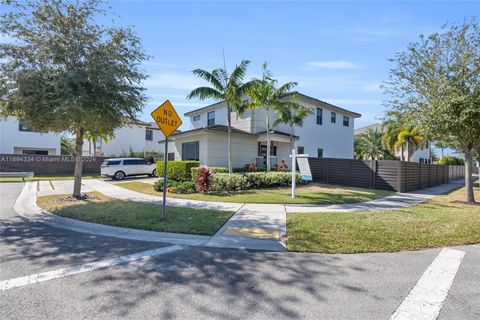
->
(287, 186, 480, 253)
(117, 181, 393, 204)
(37, 192, 234, 236)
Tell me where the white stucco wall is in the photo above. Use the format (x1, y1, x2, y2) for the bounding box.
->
(293, 101, 355, 159)
(204, 131, 257, 167)
(0, 116, 61, 155)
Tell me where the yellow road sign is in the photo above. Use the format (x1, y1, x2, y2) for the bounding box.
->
(151, 100, 182, 138)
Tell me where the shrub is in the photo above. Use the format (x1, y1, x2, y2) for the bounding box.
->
(190, 166, 266, 181)
(437, 156, 465, 165)
(195, 166, 213, 193)
(153, 179, 179, 192)
(209, 173, 250, 192)
(172, 181, 196, 194)
(244, 162, 257, 172)
(156, 161, 199, 181)
(208, 171, 303, 192)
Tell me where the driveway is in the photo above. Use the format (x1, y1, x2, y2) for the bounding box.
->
(1, 182, 479, 319)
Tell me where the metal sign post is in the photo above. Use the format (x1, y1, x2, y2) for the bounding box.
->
(151, 100, 182, 221)
(162, 138, 168, 220)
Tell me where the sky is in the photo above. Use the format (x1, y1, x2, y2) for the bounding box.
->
(3, 0, 479, 133)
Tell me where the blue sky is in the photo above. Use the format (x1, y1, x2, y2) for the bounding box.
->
(107, 0, 477, 130)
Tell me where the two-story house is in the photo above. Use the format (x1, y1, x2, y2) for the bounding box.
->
(83, 120, 166, 156)
(161, 92, 361, 168)
(0, 116, 62, 155)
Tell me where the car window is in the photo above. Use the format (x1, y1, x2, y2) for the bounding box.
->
(104, 160, 121, 166)
(123, 160, 137, 165)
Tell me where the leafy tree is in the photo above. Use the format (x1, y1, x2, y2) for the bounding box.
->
(0, 0, 148, 197)
(187, 60, 252, 174)
(243, 62, 300, 171)
(60, 135, 75, 155)
(383, 19, 480, 203)
(273, 98, 313, 151)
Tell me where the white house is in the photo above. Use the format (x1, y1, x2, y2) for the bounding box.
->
(160, 92, 361, 168)
(83, 120, 166, 156)
(0, 116, 62, 155)
(354, 123, 433, 163)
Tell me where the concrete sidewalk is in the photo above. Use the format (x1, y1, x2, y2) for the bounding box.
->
(31, 178, 466, 251)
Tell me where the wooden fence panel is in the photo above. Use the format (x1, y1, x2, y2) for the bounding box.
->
(349, 160, 373, 188)
(375, 160, 401, 191)
(326, 159, 349, 185)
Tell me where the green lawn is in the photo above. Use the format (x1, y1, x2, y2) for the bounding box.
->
(117, 181, 393, 204)
(287, 186, 480, 253)
(0, 174, 102, 182)
(37, 192, 234, 236)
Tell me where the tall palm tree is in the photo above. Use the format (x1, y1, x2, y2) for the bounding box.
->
(273, 101, 313, 151)
(187, 60, 252, 173)
(393, 127, 425, 161)
(243, 62, 299, 171)
(382, 120, 402, 159)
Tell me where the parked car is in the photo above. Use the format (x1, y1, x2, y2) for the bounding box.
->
(101, 158, 156, 180)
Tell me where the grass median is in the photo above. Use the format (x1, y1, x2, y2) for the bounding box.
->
(116, 181, 393, 204)
(287, 185, 480, 253)
(37, 192, 234, 236)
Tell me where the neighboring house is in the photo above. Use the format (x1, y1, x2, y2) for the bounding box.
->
(0, 116, 61, 155)
(83, 120, 166, 156)
(160, 92, 361, 168)
(354, 123, 433, 163)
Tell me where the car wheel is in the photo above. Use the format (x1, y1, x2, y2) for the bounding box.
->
(152, 169, 157, 177)
(114, 171, 126, 180)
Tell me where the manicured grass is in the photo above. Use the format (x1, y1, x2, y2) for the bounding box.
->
(287, 187, 480, 253)
(117, 181, 394, 204)
(37, 192, 234, 236)
(0, 174, 102, 182)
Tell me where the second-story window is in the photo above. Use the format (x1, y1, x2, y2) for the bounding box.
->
(193, 115, 200, 122)
(331, 112, 336, 123)
(145, 129, 153, 141)
(207, 111, 215, 126)
(343, 116, 349, 127)
(316, 108, 322, 125)
(18, 120, 36, 132)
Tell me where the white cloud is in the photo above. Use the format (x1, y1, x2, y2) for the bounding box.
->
(143, 73, 204, 91)
(306, 60, 363, 69)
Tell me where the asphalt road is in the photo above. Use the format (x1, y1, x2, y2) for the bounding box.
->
(1, 182, 479, 319)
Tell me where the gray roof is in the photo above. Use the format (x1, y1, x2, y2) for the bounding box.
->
(354, 123, 382, 135)
(184, 91, 362, 118)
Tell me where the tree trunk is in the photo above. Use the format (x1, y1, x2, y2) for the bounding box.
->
(266, 108, 271, 171)
(73, 126, 85, 198)
(464, 145, 475, 203)
(226, 103, 232, 174)
(93, 140, 96, 156)
(401, 144, 405, 161)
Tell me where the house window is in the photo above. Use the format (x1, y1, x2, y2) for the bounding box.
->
(425, 141, 429, 149)
(317, 148, 323, 158)
(331, 112, 336, 123)
(167, 152, 175, 161)
(182, 141, 200, 161)
(258, 143, 276, 157)
(316, 108, 322, 125)
(297, 146, 304, 154)
(22, 149, 48, 155)
(145, 129, 153, 141)
(193, 115, 200, 122)
(207, 111, 215, 126)
(343, 116, 349, 127)
(18, 120, 37, 132)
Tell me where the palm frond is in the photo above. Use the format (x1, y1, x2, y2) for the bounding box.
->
(186, 87, 223, 101)
(191, 69, 225, 92)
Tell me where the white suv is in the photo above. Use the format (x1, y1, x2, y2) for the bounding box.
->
(101, 158, 157, 180)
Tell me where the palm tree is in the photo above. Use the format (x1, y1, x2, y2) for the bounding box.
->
(187, 60, 252, 173)
(243, 62, 299, 171)
(382, 120, 402, 159)
(358, 128, 391, 160)
(393, 127, 425, 161)
(273, 101, 313, 151)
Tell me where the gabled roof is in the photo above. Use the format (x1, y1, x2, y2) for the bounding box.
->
(354, 123, 382, 135)
(159, 125, 256, 142)
(183, 91, 362, 118)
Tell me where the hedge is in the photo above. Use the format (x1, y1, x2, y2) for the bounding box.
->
(208, 172, 303, 192)
(156, 161, 199, 181)
(190, 166, 266, 181)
